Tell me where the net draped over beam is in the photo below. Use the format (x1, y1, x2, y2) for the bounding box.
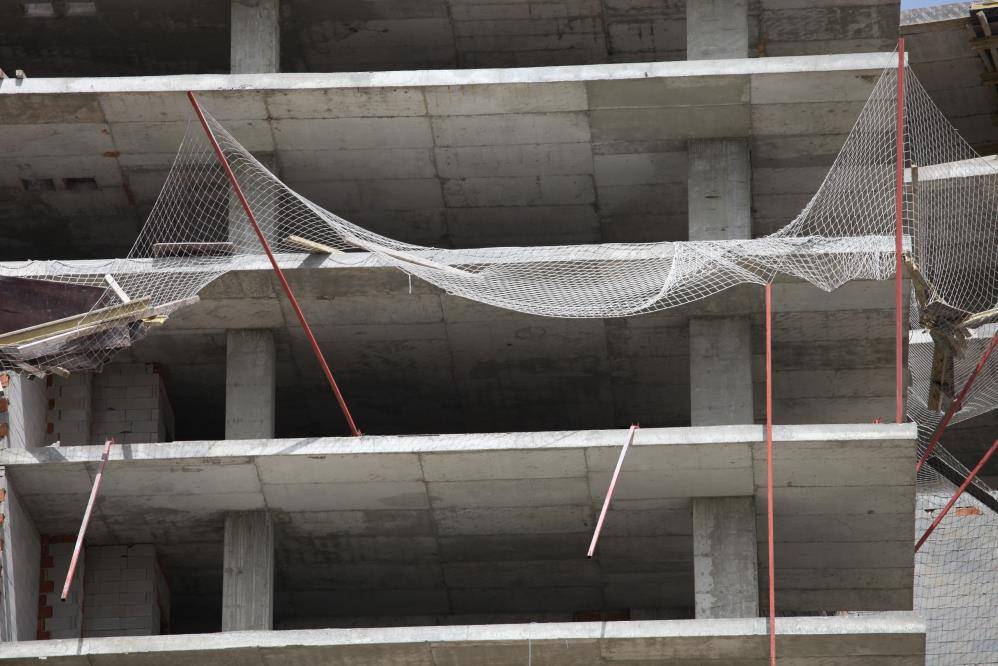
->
(0, 62, 996, 435)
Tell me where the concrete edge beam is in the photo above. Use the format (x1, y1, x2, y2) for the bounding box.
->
(0, 54, 897, 96)
(0, 613, 926, 660)
(0, 423, 917, 466)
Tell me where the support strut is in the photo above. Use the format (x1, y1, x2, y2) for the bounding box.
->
(586, 424, 639, 558)
(765, 282, 776, 666)
(62, 438, 113, 601)
(186, 92, 361, 437)
(894, 37, 906, 425)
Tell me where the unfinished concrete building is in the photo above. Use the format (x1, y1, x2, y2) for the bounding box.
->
(0, 1, 995, 664)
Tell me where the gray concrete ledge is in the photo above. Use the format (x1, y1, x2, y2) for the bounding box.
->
(0, 614, 926, 664)
(0, 423, 916, 466)
(0, 54, 897, 96)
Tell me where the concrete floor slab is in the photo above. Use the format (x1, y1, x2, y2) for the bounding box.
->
(0, 614, 926, 665)
(1, 424, 916, 626)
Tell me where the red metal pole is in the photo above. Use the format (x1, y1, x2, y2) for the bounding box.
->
(586, 424, 639, 558)
(915, 331, 998, 473)
(62, 438, 114, 601)
(895, 37, 906, 425)
(186, 91, 361, 437)
(915, 438, 998, 553)
(765, 282, 776, 666)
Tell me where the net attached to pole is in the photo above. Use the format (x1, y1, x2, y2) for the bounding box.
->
(0, 56, 997, 662)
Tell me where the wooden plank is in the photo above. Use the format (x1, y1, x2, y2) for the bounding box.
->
(151, 242, 234, 257)
(103, 274, 131, 304)
(969, 33, 998, 49)
(285, 235, 343, 255)
(975, 10, 998, 70)
(0, 300, 151, 347)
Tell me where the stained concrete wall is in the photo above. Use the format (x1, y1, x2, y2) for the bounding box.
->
(0, 470, 39, 642)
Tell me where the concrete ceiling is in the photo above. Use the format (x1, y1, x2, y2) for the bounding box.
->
(1, 424, 916, 632)
(902, 3, 998, 154)
(0, 612, 926, 665)
(0, 0, 899, 77)
(0, 54, 892, 260)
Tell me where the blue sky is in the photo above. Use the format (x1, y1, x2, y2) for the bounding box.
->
(900, 0, 965, 7)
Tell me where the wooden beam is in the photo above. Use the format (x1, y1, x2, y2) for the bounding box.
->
(285, 235, 342, 255)
(151, 242, 234, 257)
(970, 33, 998, 49)
(0, 300, 151, 347)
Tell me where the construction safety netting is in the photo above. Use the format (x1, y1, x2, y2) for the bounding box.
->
(0, 57, 997, 662)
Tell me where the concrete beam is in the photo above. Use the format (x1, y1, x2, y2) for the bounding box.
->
(687, 0, 749, 60)
(222, 511, 274, 631)
(230, 0, 280, 74)
(0, 614, 927, 663)
(693, 496, 759, 619)
(225, 329, 276, 440)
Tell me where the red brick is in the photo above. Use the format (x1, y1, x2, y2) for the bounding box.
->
(0, 398, 7, 413)
(46, 423, 53, 434)
(0, 424, 7, 438)
(40, 556, 54, 569)
(51, 535, 76, 543)
(39, 580, 54, 593)
(38, 605, 52, 619)
(36, 630, 50, 640)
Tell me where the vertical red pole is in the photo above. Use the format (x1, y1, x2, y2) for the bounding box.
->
(186, 92, 361, 437)
(765, 283, 776, 666)
(916, 332, 998, 473)
(894, 37, 906, 425)
(62, 438, 114, 600)
(915, 438, 998, 552)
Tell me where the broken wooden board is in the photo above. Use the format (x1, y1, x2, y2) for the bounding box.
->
(285, 235, 343, 255)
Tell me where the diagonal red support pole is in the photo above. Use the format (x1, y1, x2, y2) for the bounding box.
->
(62, 438, 114, 601)
(916, 332, 998, 473)
(765, 282, 776, 666)
(586, 424, 639, 558)
(894, 37, 906, 425)
(915, 438, 998, 553)
(187, 91, 361, 437)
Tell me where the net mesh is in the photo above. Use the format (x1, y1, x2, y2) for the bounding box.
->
(0, 58, 997, 660)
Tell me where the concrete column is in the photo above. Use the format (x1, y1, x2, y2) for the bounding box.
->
(222, 512, 274, 631)
(0, 469, 40, 641)
(692, 496, 759, 618)
(225, 329, 276, 440)
(687, 139, 753, 426)
(231, 0, 280, 74)
(687, 136, 757, 618)
(4, 374, 47, 449)
(686, 0, 749, 60)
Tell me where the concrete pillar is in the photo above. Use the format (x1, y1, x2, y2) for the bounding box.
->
(222, 512, 274, 631)
(686, 0, 749, 60)
(3, 374, 47, 449)
(0, 469, 40, 641)
(230, 0, 280, 74)
(225, 329, 276, 440)
(687, 136, 757, 617)
(692, 496, 759, 618)
(687, 139, 753, 426)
